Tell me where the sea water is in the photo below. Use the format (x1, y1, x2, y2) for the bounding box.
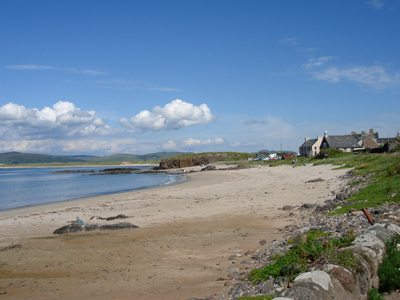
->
(0, 166, 182, 211)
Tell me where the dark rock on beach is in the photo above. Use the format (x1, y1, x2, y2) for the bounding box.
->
(90, 214, 130, 221)
(53, 222, 139, 234)
(52, 167, 141, 175)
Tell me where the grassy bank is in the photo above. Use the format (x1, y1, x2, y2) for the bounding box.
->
(260, 149, 400, 214)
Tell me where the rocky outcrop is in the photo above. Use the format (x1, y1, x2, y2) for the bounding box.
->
(157, 153, 239, 169)
(158, 155, 217, 169)
(53, 222, 139, 234)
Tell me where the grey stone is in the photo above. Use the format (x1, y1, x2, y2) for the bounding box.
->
(294, 270, 332, 291)
(259, 278, 274, 294)
(301, 203, 316, 209)
(278, 281, 333, 300)
(292, 233, 307, 247)
(282, 205, 293, 211)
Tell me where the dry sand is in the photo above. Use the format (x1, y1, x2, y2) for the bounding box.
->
(0, 163, 349, 299)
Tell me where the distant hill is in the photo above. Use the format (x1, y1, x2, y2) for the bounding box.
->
(64, 155, 100, 160)
(0, 152, 86, 165)
(88, 152, 192, 162)
(0, 151, 193, 165)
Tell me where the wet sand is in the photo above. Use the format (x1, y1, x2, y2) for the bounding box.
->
(0, 164, 349, 299)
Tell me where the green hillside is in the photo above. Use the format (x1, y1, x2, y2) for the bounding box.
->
(91, 152, 192, 162)
(0, 151, 193, 165)
(0, 152, 86, 165)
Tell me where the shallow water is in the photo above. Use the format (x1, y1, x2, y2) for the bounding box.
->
(0, 166, 182, 211)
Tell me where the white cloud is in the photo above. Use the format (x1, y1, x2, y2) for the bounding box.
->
(312, 64, 400, 89)
(88, 79, 180, 91)
(182, 137, 224, 147)
(59, 140, 120, 152)
(6, 64, 55, 70)
(230, 142, 257, 147)
(244, 119, 268, 126)
(120, 99, 216, 131)
(213, 137, 224, 144)
(0, 101, 119, 139)
(279, 38, 300, 46)
(301, 56, 335, 69)
(5, 64, 107, 75)
(367, 0, 384, 9)
(297, 48, 318, 52)
(182, 138, 202, 146)
(163, 140, 177, 149)
(0, 102, 32, 120)
(0, 139, 55, 153)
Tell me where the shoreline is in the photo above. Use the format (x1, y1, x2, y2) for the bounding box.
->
(0, 173, 186, 217)
(0, 163, 159, 169)
(0, 164, 350, 299)
(0, 165, 184, 213)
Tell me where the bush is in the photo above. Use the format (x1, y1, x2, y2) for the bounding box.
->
(378, 234, 400, 293)
(368, 287, 385, 300)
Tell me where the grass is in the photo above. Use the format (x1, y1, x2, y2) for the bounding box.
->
(287, 230, 332, 245)
(248, 230, 357, 283)
(332, 174, 400, 215)
(368, 234, 400, 299)
(347, 180, 365, 186)
(377, 234, 400, 293)
(260, 150, 400, 214)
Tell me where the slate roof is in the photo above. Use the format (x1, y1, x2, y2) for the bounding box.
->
(325, 135, 363, 149)
(300, 138, 317, 148)
(377, 137, 394, 144)
(353, 133, 378, 139)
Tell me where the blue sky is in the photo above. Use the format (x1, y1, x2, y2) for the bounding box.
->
(1, 0, 399, 155)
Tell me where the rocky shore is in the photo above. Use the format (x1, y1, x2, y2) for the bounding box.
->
(188, 171, 400, 300)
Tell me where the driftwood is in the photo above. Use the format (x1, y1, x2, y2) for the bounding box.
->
(90, 214, 130, 221)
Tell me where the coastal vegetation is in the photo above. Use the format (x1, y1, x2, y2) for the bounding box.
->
(170, 151, 255, 161)
(258, 148, 400, 214)
(247, 230, 358, 283)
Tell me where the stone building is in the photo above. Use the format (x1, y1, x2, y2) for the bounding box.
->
(299, 136, 323, 157)
(320, 131, 363, 152)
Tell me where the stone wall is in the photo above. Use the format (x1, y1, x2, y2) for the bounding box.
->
(274, 223, 400, 300)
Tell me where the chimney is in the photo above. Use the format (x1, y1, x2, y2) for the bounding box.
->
(305, 137, 310, 142)
(397, 132, 399, 139)
(369, 129, 374, 136)
(361, 131, 366, 136)
(351, 131, 357, 135)
(324, 131, 328, 138)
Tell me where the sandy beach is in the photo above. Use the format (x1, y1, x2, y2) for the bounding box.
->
(0, 163, 350, 299)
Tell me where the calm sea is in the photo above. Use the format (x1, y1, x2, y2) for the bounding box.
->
(0, 166, 183, 211)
